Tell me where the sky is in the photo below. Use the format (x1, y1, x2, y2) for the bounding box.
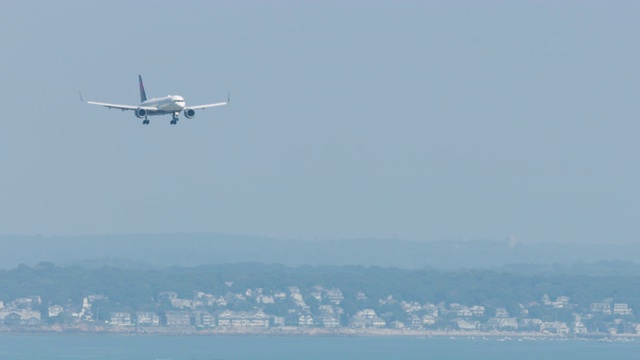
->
(0, 1, 639, 244)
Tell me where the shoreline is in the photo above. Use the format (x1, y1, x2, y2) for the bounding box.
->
(1, 325, 638, 339)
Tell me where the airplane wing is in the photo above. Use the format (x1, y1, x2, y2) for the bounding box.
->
(187, 93, 230, 110)
(79, 92, 156, 111)
(86, 101, 157, 111)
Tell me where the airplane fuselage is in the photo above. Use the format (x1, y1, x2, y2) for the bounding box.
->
(142, 95, 186, 115)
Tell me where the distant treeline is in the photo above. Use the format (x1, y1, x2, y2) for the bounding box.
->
(2, 234, 640, 270)
(1, 262, 640, 318)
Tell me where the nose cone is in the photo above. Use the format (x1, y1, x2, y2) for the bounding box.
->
(172, 96, 185, 110)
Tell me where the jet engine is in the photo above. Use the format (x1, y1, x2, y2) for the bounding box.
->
(184, 108, 195, 119)
(135, 108, 147, 119)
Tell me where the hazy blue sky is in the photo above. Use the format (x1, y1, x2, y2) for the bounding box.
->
(1, 1, 639, 244)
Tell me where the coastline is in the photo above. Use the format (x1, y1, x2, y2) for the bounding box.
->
(1, 324, 638, 339)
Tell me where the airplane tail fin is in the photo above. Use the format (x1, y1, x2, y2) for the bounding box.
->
(138, 75, 147, 103)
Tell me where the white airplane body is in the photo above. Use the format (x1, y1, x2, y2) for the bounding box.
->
(81, 75, 229, 125)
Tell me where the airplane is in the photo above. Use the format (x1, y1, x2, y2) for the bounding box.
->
(80, 75, 229, 125)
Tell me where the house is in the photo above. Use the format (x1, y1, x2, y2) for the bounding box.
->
(195, 292, 216, 307)
(403, 302, 422, 313)
(215, 296, 227, 307)
(165, 311, 191, 327)
(273, 316, 285, 327)
(518, 318, 543, 331)
(109, 312, 132, 326)
(136, 312, 160, 326)
(2, 312, 22, 325)
(171, 298, 193, 309)
(574, 321, 588, 334)
(299, 314, 314, 327)
(470, 306, 485, 317)
(191, 312, 213, 327)
(371, 317, 386, 328)
(11, 296, 41, 309)
(591, 302, 612, 315)
(409, 315, 422, 328)
(87, 294, 108, 302)
(257, 295, 274, 304)
(541, 321, 569, 335)
(553, 296, 570, 309)
(613, 303, 632, 316)
(422, 315, 436, 326)
(326, 288, 344, 304)
(349, 309, 386, 329)
(454, 319, 478, 331)
(22, 311, 41, 325)
(48, 305, 64, 317)
(0, 310, 41, 325)
(349, 315, 368, 328)
(217, 310, 270, 328)
(356, 309, 377, 319)
(321, 315, 340, 328)
(455, 307, 473, 317)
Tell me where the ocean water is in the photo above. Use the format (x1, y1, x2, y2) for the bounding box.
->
(0, 334, 638, 360)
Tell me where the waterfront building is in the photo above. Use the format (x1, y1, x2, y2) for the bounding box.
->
(165, 311, 191, 327)
(137, 312, 160, 326)
(217, 309, 270, 328)
(0, 310, 41, 325)
(109, 312, 131, 326)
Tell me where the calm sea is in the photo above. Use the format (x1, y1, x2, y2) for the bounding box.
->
(0, 334, 638, 360)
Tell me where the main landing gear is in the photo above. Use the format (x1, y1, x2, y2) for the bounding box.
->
(170, 112, 179, 125)
(142, 119, 150, 125)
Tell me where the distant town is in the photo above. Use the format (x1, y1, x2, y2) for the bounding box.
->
(1, 281, 639, 337)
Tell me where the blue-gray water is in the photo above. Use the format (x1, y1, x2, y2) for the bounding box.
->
(0, 335, 639, 360)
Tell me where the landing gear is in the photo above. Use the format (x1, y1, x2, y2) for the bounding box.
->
(170, 112, 179, 125)
(142, 119, 150, 125)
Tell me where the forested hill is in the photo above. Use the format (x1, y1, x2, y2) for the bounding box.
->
(1, 234, 639, 270)
(2, 262, 640, 316)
